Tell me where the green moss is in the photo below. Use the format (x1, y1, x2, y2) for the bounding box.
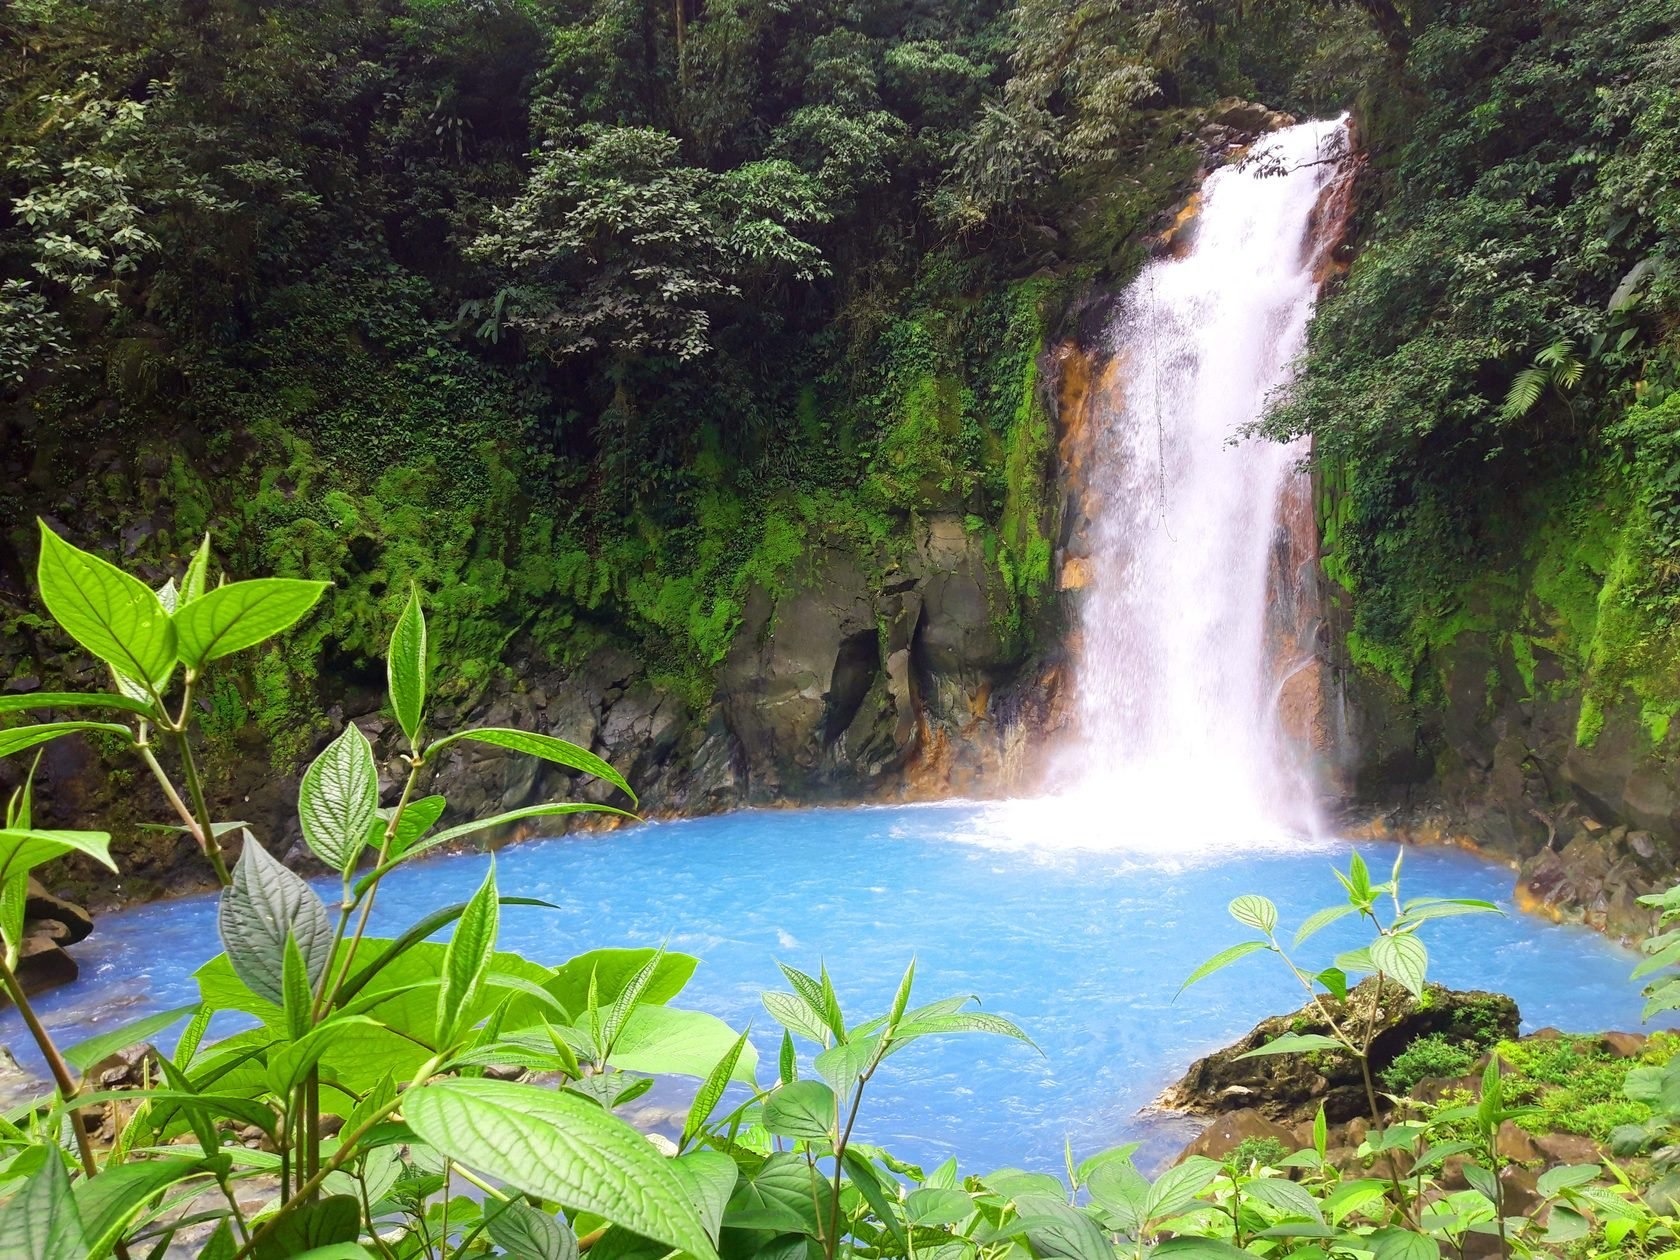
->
(1496, 1033, 1680, 1141)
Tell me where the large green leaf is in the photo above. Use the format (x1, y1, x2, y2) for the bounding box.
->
(673, 1150, 739, 1242)
(1008, 1194, 1112, 1260)
(436, 863, 500, 1046)
(405, 1078, 719, 1260)
(1228, 895, 1277, 933)
(724, 1151, 831, 1235)
(179, 535, 211, 606)
(387, 586, 428, 746)
(0, 722, 133, 760)
(0, 692, 155, 717)
(1369, 933, 1429, 998)
(64, 1004, 199, 1072)
(486, 1199, 578, 1260)
(763, 1079, 835, 1142)
(0, 827, 116, 887)
(1144, 1156, 1220, 1221)
(299, 723, 379, 874)
(36, 521, 175, 688)
(0, 1149, 87, 1260)
(217, 834, 332, 1006)
(596, 1004, 758, 1081)
(681, 1028, 752, 1150)
(76, 1154, 222, 1258)
(430, 727, 635, 804)
(1179, 940, 1268, 994)
(549, 948, 698, 1015)
(1235, 1033, 1345, 1060)
(173, 578, 328, 668)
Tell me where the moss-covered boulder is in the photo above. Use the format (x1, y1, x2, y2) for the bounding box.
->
(1158, 980, 1519, 1124)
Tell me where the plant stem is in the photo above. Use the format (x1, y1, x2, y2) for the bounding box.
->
(826, 1075, 871, 1260)
(172, 728, 232, 886)
(0, 955, 98, 1178)
(230, 1089, 413, 1260)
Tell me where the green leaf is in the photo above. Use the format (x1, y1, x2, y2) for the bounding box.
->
(1242, 1175, 1324, 1222)
(672, 1149, 738, 1242)
(1145, 1156, 1220, 1220)
(778, 1030, 796, 1085)
(1179, 940, 1268, 994)
(36, 521, 176, 688)
(173, 578, 328, 668)
(486, 1198, 578, 1260)
(893, 1010, 1039, 1051)
(430, 727, 635, 804)
(281, 933, 314, 1040)
(406, 1078, 719, 1260)
(0, 722, 133, 760)
(0, 692, 155, 717)
(1316, 967, 1349, 1000)
(814, 1033, 881, 1096)
(180, 535, 211, 606)
(1398, 897, 1502, 924)
(763, 1079, 836, 1142)
(76, 1155, 221, 1257)
(844, 1149, 908, 1248)
(1369, 1226, 1440, 1260)
(681, 1028, 752, 1151)
(429, 801, 637, 851)
(267, 1016, 381, 1097)
(724, 1151, 830, 1234)
(1294, 903, 1355, 946)
(549, 949, 697, 1018)
(1537, 1164, 1600, 1196)
(0, 1149, 87, 1260)
(251, 1194, 360, 1259)
(334, 896, 556, 1007)
(217, 833, 332, 1006)
(63, 1004, 199, 1072)
(0, 827, 116, 887)
(1151, 1240, 1252, 1260)
(762, 990, 831, 1045)
(388, 586, 428, 746)
(1235, 1033, 1345, 1059)
(906, 1186, 973, 1227)
(1229, 894, 1277, 933)
(437, 862, 501, 1046)
(1009, 1193, 1112, 1260)
(1370, 933, 1429, 998)
(385, 794, 447, 856)
(299, 723, 379, 875)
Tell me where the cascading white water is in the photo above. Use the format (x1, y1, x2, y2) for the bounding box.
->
(1059, 117, 1350, 842)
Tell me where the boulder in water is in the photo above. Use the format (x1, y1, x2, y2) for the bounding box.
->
(1157, 979, 1519, 1125)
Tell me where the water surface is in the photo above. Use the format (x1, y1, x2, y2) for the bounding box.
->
(8, 802, 1644, 1172)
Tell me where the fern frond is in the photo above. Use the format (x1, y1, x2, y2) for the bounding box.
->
(1501, 367, 1547, 422)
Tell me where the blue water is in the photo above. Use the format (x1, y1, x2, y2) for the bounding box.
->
(5, 802, 1646, 1172)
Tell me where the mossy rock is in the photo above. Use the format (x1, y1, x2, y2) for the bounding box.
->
(1158, 980, 1519, 1124)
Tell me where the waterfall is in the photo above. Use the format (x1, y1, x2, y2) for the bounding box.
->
(1058, 117, 1352, 842)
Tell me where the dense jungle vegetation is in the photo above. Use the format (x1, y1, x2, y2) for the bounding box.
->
(0, 0, 1385, 749)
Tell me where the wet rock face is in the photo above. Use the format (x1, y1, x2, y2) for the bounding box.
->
(1518, 823, 1665, 940)
(1326, 605, 1680, 935)
(6, 506, 1064, 907)
(1157, 980, 1519, 1126)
